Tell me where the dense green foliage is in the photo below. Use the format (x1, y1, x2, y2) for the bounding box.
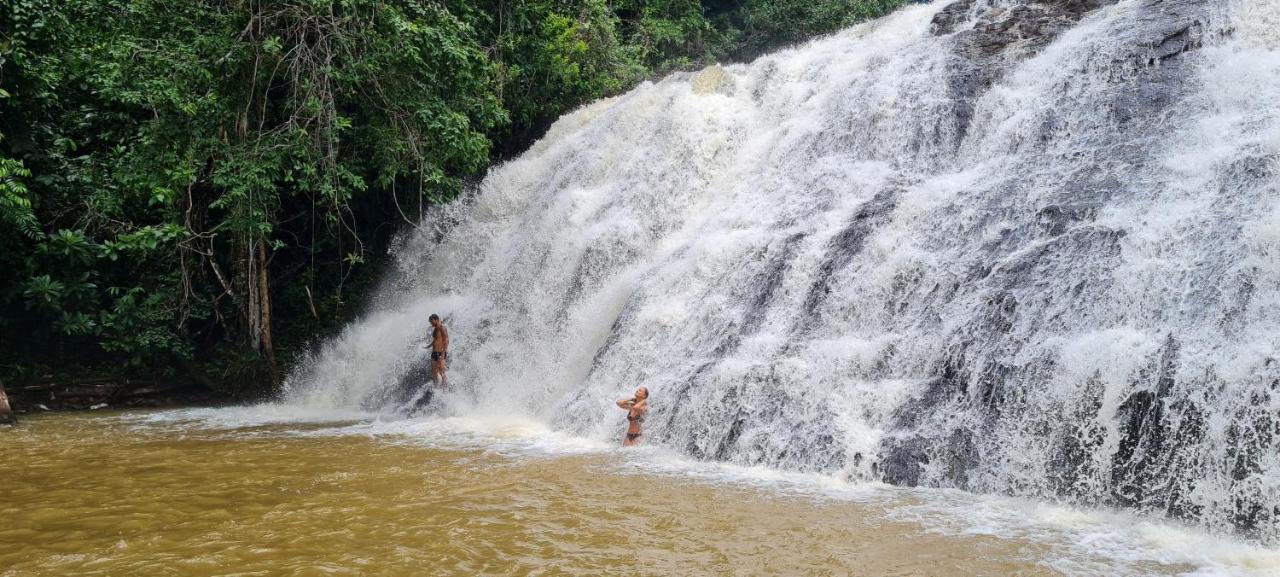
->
(0, 0, 904, 392)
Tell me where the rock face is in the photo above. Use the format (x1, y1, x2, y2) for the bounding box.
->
(878, 0, 1216, 495)
(0, 382, 15, 426)
(930, 0, 1124, 148)
(873, 0, 1276, 539)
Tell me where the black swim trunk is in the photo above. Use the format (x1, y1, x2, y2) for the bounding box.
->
(431, 351, 448, 361)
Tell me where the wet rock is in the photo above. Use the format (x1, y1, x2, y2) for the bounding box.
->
(1225, 394, 1276, 534)
(1036, 203, 1100, 237)
(725, 233, 807, 355)
(796, 188, 900, 333)
(878, 363, 972, 486)
(656, 367, 847, 474)
(930, 0, 1122, 145)
(1135, 0, 1207, 65)
(880, 435, 930, 486)
(1107, 337, 1212, 520)
(387, 354, 435, 413)
(1146, 22, 1202, 64)
(942, 428, 979, 486)
(929, 0, 976, 36)
(891, 361, 969, 430)
(0, 382, 15, 425)
(880, 426, 978, 488)
(1048, 376, 1107, 497)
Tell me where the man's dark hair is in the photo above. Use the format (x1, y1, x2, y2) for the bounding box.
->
(429, 314, 440, 322)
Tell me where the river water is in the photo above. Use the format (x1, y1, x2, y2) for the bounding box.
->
(3, 409, 1277, 576)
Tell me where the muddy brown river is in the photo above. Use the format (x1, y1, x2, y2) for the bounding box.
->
(1, 410, 1275, 576)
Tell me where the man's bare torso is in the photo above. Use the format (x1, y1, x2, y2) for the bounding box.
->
(432, 324, 449, 352)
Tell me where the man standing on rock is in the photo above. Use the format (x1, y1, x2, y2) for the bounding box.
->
(429, 314, 449, 388)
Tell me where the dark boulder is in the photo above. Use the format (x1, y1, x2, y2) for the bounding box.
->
(880, 434, 931, 486)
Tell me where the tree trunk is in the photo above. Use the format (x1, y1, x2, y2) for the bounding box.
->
(245, 237, 260, 351)
(0, 380, 16, 426)
(257, 239, 280, 388)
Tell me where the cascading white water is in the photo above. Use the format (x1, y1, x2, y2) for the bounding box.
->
(282, 0, 1280, 541)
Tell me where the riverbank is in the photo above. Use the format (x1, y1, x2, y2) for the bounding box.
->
(2, 377, 234, 417)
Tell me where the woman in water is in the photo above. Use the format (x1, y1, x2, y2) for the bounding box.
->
(616, 387, 649, 446)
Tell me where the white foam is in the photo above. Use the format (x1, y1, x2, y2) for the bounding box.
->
(124, 404, 372, 429)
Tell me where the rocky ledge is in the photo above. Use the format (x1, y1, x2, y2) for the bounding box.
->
(3, 377, 231, 418)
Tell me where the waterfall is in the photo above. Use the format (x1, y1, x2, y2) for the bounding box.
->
(282, 0, 1280, 541)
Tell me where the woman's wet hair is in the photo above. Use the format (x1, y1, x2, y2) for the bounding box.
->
(429, 314, 440, 322)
